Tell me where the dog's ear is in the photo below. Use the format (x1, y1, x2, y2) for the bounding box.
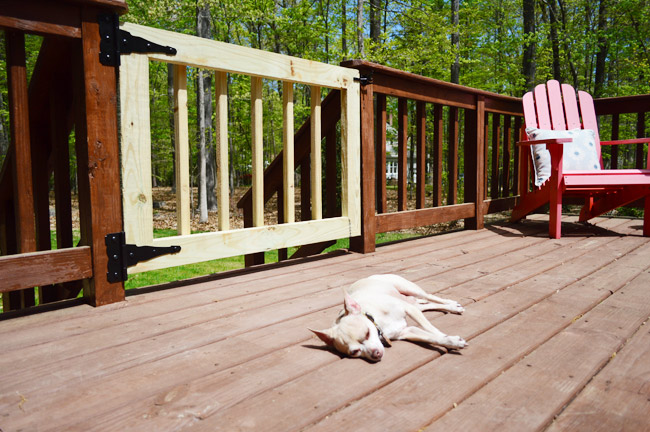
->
(343, 290, 363, 315)
(309, 328, 335, 346)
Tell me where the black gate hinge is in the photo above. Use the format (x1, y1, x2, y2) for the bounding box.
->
(98, 13, 177, 67)
(354, 73, 373, 86)
(105, 232, 181, 283)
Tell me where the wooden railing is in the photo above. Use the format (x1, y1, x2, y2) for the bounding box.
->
(593, 95, 650, 170)
(341, 61, 524, 252)
(0, 1, 128, 312)
(118, 23, 361, 274)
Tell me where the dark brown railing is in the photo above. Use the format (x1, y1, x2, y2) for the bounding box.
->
(0, 1, 128, 313)
(342, 61, 525, 253)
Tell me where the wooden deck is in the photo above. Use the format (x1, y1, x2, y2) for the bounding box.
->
(1, 215, 649, 431)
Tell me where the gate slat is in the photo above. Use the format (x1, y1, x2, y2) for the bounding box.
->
(283, 82, 295, 224)
(216, 71, 229, 231)
(251, 76, 264, 227)
(174, 65, 191, 236)
(311, 86, 322, 220)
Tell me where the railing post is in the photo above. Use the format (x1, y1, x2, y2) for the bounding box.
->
(464, 95, 485, 230)
(3, 31, 37, 310)
(73, 7, 124, 305)
(350, 76, 375, 253)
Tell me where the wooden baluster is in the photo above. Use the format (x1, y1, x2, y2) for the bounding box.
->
(513, 116, 522, 196)
(483, 112, 490, 199)
(448, 106, 459, 205)
(491, 113, 501, 199)
(310, 86, 322, 220)
(502, 115, 512, 197)
(216, 71, 229, 230)
(174, 65, 191, 235)
(375, 94, 387, 213)
(398, 98, 408, 211)
(432, 104, 443, 207)
(416, 101, 426, 209)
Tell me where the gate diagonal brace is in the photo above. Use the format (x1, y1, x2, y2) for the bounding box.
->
(105, 232, 181, 283)
(98, 13, 177, 67)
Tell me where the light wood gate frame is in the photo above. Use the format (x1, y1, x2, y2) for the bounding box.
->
(119, 23, 360, 274)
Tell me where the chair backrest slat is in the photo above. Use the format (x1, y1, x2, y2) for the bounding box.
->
(534, 84, 552, 129)
(578, 90, 602, 166)
(561, 84, 581, 129)
(547, 80, 566, 130)
(522, 92, 538, 128)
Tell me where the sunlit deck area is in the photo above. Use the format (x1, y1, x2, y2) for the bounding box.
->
(1, 215, 648, 431)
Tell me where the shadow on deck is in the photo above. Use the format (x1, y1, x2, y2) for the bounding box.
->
(1, 215, 649, 431)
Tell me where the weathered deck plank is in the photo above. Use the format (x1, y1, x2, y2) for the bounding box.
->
(546, 315, 650, 432)
(0, 216, 648, 432)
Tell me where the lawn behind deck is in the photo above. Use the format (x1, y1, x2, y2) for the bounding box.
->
(0, 215, 649, 431)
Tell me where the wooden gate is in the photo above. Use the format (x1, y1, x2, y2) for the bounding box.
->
(118, 23, 360, 274)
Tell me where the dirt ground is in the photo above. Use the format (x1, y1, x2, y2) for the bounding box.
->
(52, 186, 509, 236)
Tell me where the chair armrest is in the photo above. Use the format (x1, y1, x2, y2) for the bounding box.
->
(600, 137, 650, 146)
(515, 138, 573, 147)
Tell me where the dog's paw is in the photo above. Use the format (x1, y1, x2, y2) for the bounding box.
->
(444, 335, 467, 350)
(447, 302, 465, 314)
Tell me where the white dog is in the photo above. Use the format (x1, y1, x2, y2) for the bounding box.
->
(310, 274, 467, 361)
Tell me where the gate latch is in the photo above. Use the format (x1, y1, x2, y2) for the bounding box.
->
(105, 232, 181, 283)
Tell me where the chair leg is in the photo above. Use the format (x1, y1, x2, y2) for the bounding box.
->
(643, 195, 650, 237)
(549, 189, 562, 239)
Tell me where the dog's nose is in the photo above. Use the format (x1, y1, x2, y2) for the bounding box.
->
(371, 349, 383, 361)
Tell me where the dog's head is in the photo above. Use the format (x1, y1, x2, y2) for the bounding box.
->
(310, 291, 385, 361)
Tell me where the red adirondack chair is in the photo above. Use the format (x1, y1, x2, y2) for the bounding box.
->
(511, 80, 650, 238)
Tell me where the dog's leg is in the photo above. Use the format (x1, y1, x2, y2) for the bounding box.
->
(402, 302, 466, 347)
(371, 274, 464, 313)
(416, 302, 464, 314)
(397, 326, 467, 350)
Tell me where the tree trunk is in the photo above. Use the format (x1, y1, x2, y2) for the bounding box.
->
(196, 4, 211, 222)
(369, 0, 381, 44)
(357, 0, 365, 57)
(450, 0, 460, 84)
(522, 0, 536, 93)
(593, 0, 608, 97)
(342, 0, 348, 59)
(547, 0, 561, 80)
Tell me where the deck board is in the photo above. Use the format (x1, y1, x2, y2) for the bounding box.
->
(0, 216, 648, 432)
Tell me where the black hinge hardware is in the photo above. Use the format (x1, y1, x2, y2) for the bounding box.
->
(98, 13, 177, 67)
(105, 232, 181, 283)
(353, 73, 373, 86)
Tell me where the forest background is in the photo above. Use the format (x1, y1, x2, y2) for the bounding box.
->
(0, 0, 648, 221)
